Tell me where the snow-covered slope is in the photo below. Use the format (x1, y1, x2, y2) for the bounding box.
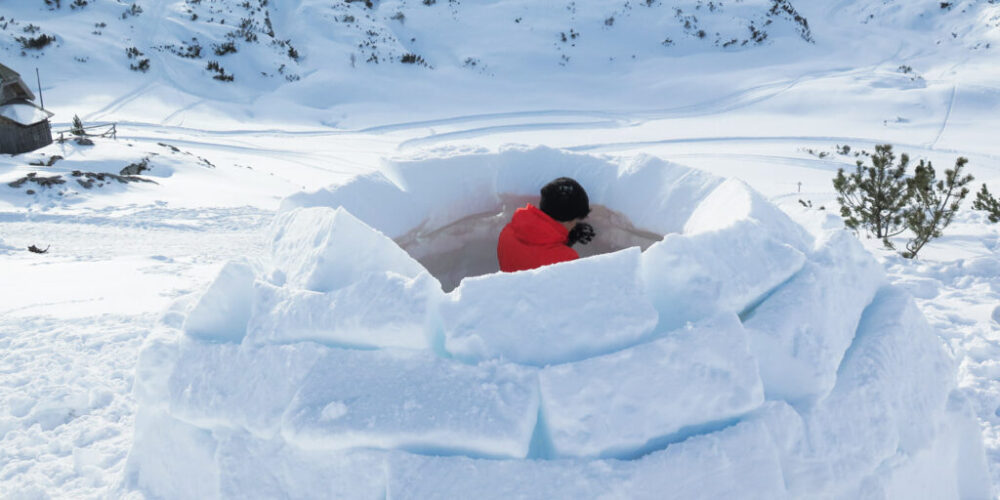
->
(1, 0, 996, 128)
(122, 147, 992, 499)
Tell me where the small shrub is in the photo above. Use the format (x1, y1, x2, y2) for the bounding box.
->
(17, 34, 56, 50)
(400, 53, 425, 64)
(833, 144, 912, 247)
(70, 0, 88, 9)
(901, 157, 972, 258)
(972, 184, 1000, 223)
(206, 60, 234, 81)
(130, 58, 150, 72)
(213, 41, 237, 55)
(71, 115, 86, 136)
(122, 3, 143, 18)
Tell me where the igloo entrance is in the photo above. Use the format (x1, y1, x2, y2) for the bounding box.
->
(393, 194, 663, 292)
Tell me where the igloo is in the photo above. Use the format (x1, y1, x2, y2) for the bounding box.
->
(124, 146, 992, 499)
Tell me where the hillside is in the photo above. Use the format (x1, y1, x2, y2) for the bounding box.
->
(0, 0, 995, 128)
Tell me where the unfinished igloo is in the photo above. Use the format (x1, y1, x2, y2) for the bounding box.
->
(123, 146, 992, 499)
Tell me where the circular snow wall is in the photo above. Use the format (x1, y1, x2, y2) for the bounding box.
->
(124, 146, 992, 500)
(280, 146, 719, 292)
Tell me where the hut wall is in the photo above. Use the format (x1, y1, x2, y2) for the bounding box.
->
(0, 118, 53, 155)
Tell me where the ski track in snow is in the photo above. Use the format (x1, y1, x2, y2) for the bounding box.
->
(930, 84, 958, 150)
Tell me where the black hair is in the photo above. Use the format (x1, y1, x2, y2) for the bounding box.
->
(539, 177, 590, 222)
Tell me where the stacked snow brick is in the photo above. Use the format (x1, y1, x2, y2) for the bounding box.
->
(124, 147, 992, 499)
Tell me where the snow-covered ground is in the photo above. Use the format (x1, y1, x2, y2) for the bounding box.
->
(3, 0, 1000, 498)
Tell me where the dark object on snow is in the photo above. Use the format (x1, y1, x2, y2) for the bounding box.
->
(120, 157, 150, 176)
(28, 244, 49, 254)
(8, 172, 65, 188)
(72, 170, 157, 188)
(0, 63, 54, 155)
(568, 222, 595, 246)
(28, 154, 63, 166)
(75, 137, 94, 146)
(539, 177, 590, 222)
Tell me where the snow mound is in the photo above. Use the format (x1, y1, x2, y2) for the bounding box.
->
(124, 147, 991, 499)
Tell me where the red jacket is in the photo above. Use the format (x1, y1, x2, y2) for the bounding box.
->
(497, 204, 578, 272)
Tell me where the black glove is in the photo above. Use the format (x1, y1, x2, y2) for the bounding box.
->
(567, 222, 595, 246)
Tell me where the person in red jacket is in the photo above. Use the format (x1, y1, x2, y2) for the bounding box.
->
(497, 177, 596, 272)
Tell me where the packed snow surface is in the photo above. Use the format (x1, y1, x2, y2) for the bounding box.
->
(123, 148, 992, 499)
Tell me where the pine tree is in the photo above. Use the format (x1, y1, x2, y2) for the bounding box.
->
(972, 184, 1000, 223)
(832, 144, 912, 248)
(71, 115, 86, 136)
(901, 157, 973, 259)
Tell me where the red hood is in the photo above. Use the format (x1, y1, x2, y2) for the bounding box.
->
(508, 204, 569, 246)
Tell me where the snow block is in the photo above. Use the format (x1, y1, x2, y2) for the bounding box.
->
(217, 435, 387, 500)
(684, 178, 812, 252)
(245, 271, 441, 350)
(440, 247, 658, 366)
(539, 314, 764, 458)
(166, 341, 326, 437)
(282, 348, 539, 459)
(124, 409, 222, 500)
(270, 207, 428, 293)
(624, 417, 788, 500)
(494, 146, 620, 205)
(605, 155, 725, 235)
(641, 221, 806, 332)
(385, 417, 787, 500)
(279, 171, 421, 240)
(743, 230, 886, 405)
(183, 260, 256, 343)
(381, 152, 503, 232)
(772, 286, 959, 497)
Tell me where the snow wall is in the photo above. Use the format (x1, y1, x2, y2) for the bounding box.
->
(124, 146, 992, 499)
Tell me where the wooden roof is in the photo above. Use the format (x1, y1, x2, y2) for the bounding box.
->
(0, 62, 37, 103)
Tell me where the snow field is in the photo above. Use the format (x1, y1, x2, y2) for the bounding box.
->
(122, 147, 992, 498)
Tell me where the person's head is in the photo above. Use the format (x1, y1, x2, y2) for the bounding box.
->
(539, 177, 590, 229)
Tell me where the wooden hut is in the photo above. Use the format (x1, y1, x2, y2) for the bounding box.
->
(0, 62, 53, 155)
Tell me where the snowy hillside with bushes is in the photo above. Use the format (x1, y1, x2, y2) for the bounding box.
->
(2, 0, 1000, 498)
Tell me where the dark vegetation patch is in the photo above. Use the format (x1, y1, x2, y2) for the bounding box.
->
(28, 155, 64, 167)
(72, 170, 157, 189)
(120, 157, 151, 176)
(206, 60, 234, 81)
